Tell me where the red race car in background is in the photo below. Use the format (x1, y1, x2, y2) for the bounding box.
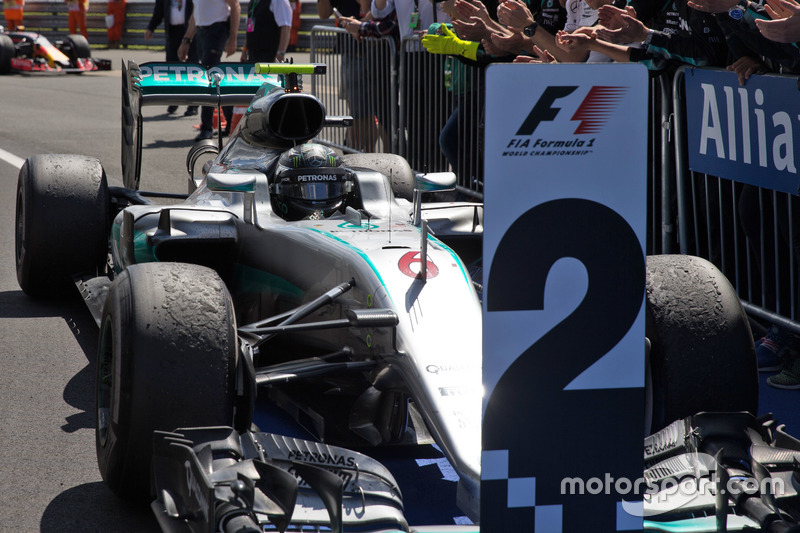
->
(0, 28, 110, 73)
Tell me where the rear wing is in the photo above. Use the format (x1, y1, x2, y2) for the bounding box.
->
(120, 61, 328, 190)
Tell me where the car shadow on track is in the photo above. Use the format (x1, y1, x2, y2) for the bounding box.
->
(41, 482, 159, 532)
(144, 138, 198, 150)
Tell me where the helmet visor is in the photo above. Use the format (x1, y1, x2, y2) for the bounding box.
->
(278, 181, 350, 201)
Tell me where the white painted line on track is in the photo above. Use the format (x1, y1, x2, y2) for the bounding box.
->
(0, 148, 25, 170)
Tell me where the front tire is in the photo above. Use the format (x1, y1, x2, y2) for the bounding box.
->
(96, 262, 238, 501)
(0, 34, 13, 74)
(646, 254, 758, 432)
(15, 154, 109, 298)
(61, 34, 91, 62)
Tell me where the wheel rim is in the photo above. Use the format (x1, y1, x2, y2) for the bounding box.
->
(97, 317, 114, 447)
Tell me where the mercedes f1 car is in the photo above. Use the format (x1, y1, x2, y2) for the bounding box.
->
(14, 60, 788, 531)
(0, 28, 109, 74)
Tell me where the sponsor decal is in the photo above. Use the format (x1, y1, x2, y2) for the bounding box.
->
(138, 63, 278, 87)
(296, 174, 340, 181)
(287, 449, 358, 468)
(503, 85, 627, 158)
(685, 70, 800, 194)
(398, 251, 439, 279)
(426, 364, 471, 374)
(439, 386, 469, 396)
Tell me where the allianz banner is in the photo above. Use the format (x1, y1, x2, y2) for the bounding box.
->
(684, 68, 800, 196)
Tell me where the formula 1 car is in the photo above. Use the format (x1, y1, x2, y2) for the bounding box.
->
(13, 61, 766, 530)
(0, 28, 109, 74)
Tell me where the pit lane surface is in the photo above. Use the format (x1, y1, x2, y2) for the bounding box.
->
(0, 48, 466, 531)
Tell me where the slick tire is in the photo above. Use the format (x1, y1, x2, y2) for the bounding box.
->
(96, 262, 238, 501)
(0, 34, 13, 74)
(15, 154, 109, 298)
(62, 33, 91, 60)
(342, 153, 415, 201)
(646, 254, 758, 433)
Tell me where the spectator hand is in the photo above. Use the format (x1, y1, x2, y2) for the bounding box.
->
(513, 45, 557, 62)
(452, 17, 493, 41)
(225, 37, 236, 57)
(340, 16, 363, 40)
(598, 5, 637, 29)
(596, 6, 648, 43)
(726, 55, 765, 85)
(556, 30, 593, 54)
(756, 0, 800, 42)
(497, 0, 534, 30)
(488, 28, 530, 55)
(421, 23, 480, 59)
(144, 29, 154, 40)
(686, 0, 738, 13)
(455, 0, 492, 25)
(178, 42, 189, 61)
(765, 0, 800, 18)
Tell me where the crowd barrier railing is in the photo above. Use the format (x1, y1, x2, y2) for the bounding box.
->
(308, 32, 799, 333)
(672, 66, 800, 335)
(310, 28, 484, 199)
(310, 26, 397, 155)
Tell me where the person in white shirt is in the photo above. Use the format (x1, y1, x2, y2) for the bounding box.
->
(178, 0, 241, 140)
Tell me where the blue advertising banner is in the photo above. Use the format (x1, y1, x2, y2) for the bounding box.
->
(684, 68, 800, 196)
(482, 63, 648, 532)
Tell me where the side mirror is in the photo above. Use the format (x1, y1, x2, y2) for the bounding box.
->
(412, 172, 457, 226)
(414, 172, 457, 193)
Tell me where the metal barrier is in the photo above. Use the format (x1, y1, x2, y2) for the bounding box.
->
(309, 27, 484, 199)
(671, 67, 800, 335)
(310, 26, 397, 154)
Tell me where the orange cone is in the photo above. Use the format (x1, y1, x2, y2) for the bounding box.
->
(212, 108, 228, 130)
(230, 106, 246, 133)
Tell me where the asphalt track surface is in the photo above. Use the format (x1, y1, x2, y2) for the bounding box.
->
(0, 48, 471, 532)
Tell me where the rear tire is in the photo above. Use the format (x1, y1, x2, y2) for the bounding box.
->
(15, 154, 109, 298)
(646, 254, 758, 432)
(0, 34, 13, 74)
(96, 262, 238, 501)
(342, 153, 415, 201)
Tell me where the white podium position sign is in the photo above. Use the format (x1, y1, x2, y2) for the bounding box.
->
(481, 63, 648, 532)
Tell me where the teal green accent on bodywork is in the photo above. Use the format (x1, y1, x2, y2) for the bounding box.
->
(233, 263, 303, 298)
(304, 227, 394, 307)
(337, 221, 379, 230)
(133, 230, 158, 264)
(643, 517, 754, 532)
(111, 222, 122, 273)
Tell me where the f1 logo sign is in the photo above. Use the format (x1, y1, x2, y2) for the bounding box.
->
(516, 85, 627, 135)
(516, 86, 577, 135)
